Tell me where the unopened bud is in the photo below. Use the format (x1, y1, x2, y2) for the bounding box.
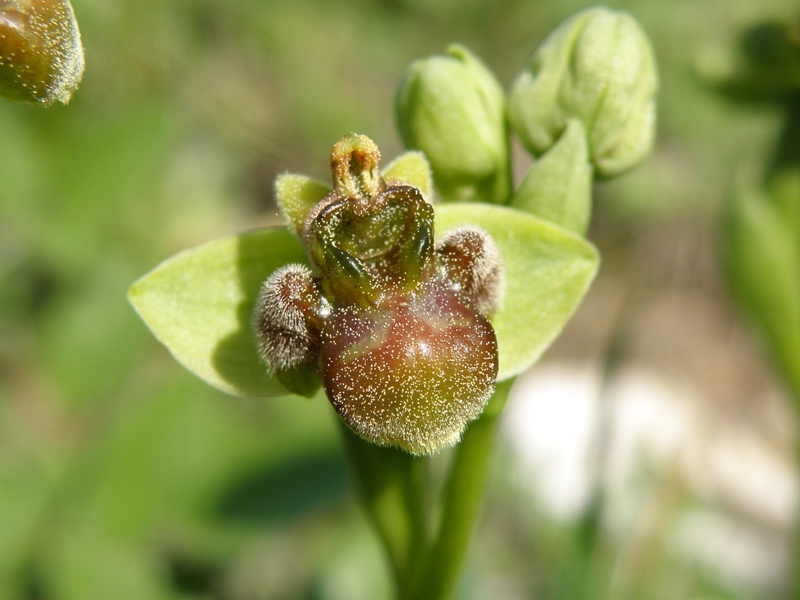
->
(509, 7, 657, 177)
(395, 44, 510, 203)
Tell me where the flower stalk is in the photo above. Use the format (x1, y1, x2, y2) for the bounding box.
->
(341, 378, 513, 600)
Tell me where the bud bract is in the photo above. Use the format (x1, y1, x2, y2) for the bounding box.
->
(395, 44, 510, 203)
(510, 118, 592, 235)
(509, 7, 657, 178)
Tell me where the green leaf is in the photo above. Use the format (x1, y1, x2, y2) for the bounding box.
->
(0, 469, 54, 590)
(436, 203, 599, 381)
(382, 150, 434, 197)
(49, 533, 173, 600)
(128, 227, 307, 397)
(275, 173, 331, 235)
(510, 118, 593, 235)
(129, 205, 598, 397)
(724, 178, 800, 399)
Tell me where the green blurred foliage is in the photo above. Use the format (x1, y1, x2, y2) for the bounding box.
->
(713, 14, 800, 404)
(0, 0, 797, 598)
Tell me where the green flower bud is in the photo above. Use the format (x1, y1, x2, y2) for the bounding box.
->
(0, 0, 84, 105)
(395, 44, 510, 204)
(509, 7, 657, 178)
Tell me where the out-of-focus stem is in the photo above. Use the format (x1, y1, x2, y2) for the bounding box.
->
(339, 425, 430, 598)
(342, 378, 514, 600)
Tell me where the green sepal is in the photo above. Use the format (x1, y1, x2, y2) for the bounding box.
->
(275, 173, 331, 235)
(436, 203, 599, 381)
(510, 118, 593, 235)
(128, 227, 308, 397)
(382, 151, 434, 197)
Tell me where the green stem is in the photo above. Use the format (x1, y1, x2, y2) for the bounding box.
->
(763, 96, 800, 600)
(414, 378, 513, 600)
(765, 95, 800, 405)
(790, 401, 800, 600)
(339, 424, 430, 598)
(341, 378, 514, 600)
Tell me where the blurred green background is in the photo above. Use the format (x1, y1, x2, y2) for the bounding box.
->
(1, 0, 799, 598)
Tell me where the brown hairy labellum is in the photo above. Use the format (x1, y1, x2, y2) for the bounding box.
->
(253, 134, 504, 455)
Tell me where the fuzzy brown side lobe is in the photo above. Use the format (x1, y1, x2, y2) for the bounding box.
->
(436, 226, 504, 316)
(253, 264, 323, 372)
